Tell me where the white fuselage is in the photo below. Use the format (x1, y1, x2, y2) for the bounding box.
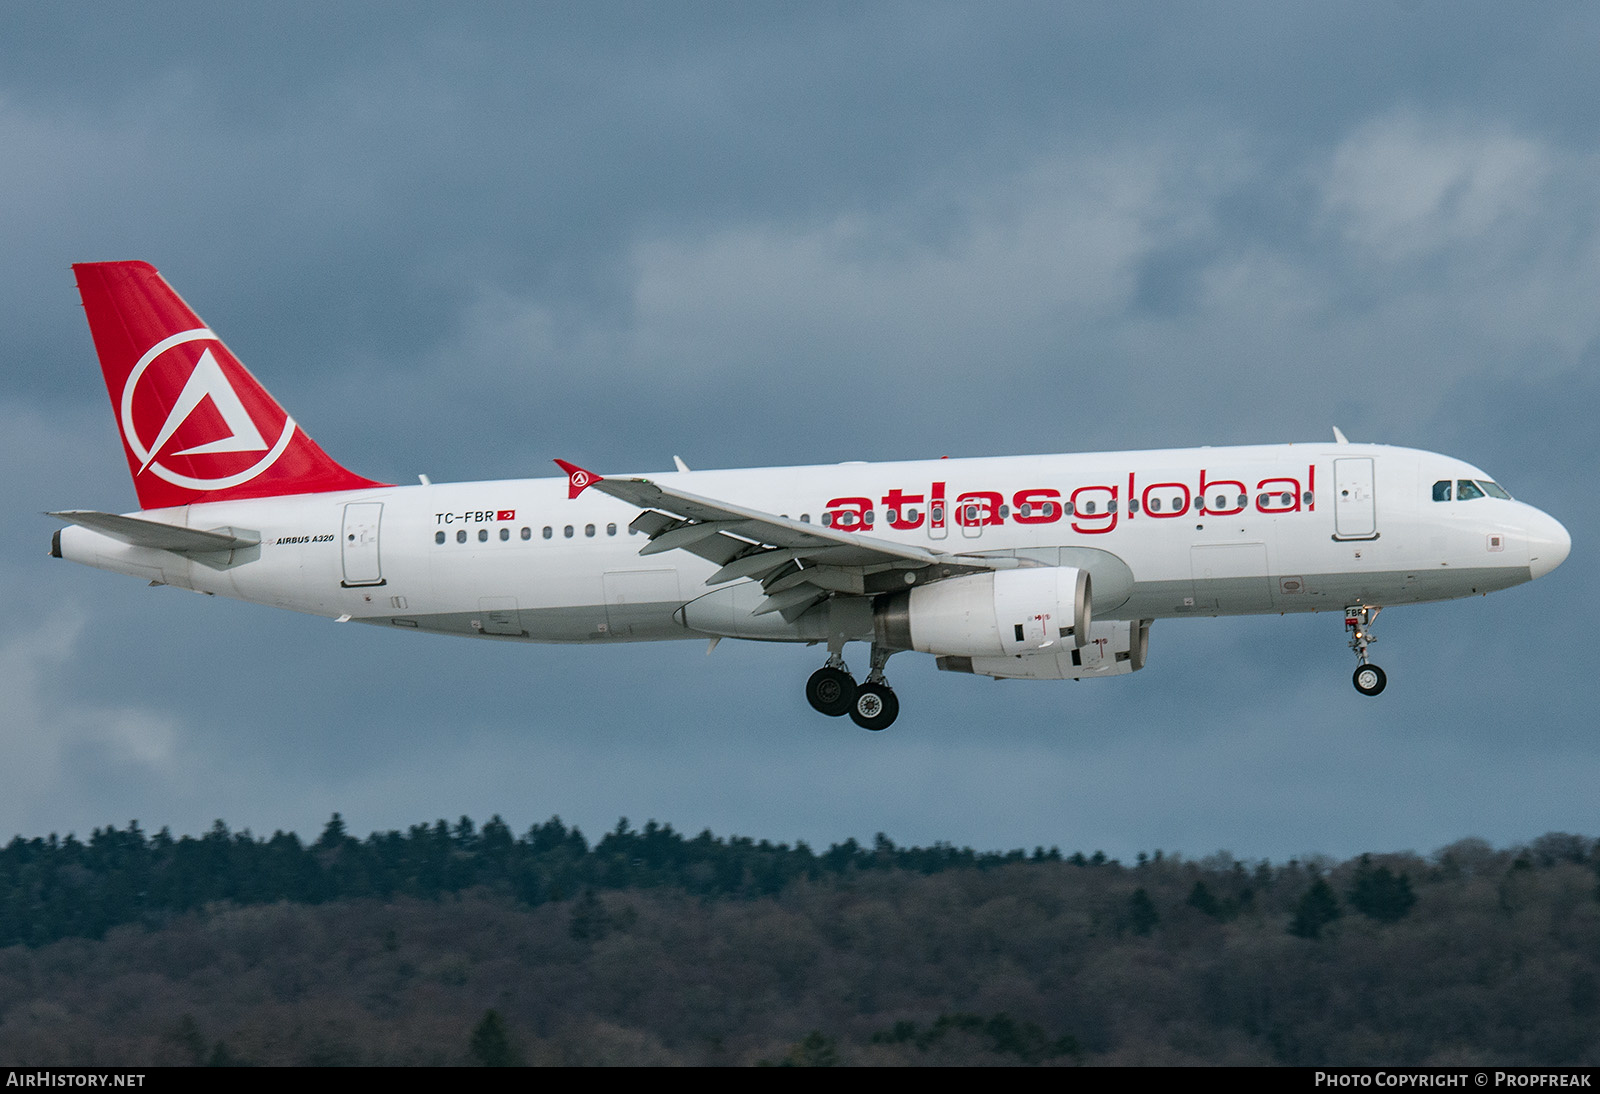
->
(57, 442, 1568, 649)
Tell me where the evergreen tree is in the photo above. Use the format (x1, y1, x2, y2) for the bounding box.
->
(1127, 887, 1160, 936)
(469, 1010, 523, 1067)
(313, 813, 348, 851)
(1187, 880, 1222, 919)
(1347, 855, 1417, 923)
(1289, 877, 1342, 939)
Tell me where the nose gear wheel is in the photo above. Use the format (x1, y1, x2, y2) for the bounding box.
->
(1345, 605, 1386, 697)
(1353, 664, 1387, 696)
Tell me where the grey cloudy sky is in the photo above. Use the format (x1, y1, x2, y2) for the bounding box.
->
(2, 1, 1594, 861)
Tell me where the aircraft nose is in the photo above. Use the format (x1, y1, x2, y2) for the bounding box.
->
(1527, 509, 1571, 580)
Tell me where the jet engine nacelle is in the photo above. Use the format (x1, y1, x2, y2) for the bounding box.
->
(874, 566, 1091, 658)
(935, 619, 1152, 680)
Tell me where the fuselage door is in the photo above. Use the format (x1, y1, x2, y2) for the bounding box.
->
(1333, 458, 1378, 540)
(340, 502, 385, 587)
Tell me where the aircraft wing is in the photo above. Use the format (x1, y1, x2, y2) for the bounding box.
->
(555, 461, 1016, 621)
(48, 510, 260, 554)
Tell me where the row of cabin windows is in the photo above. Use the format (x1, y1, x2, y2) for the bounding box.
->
(434, 489, 1326, 544)
(434, 523, 625, 545)
(1433, 479, 1512, 502)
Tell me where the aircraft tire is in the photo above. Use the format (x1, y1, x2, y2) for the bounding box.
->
(849, 683, 899, 731)
(1352, 664, 1387, 696)
(806, 666, 857, 717)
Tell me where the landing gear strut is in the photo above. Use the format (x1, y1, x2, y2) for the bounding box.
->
(849, 646, 899, 731)
(1345, 605, 1387, 696)
(805, 644, 901, 730)
(805, 656, 856, 717)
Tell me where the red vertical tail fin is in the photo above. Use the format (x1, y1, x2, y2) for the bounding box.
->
(73, 261, 386, 510)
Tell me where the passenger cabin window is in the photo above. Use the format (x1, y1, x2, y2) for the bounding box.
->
(456, 530, 467, 543)
(543, 526, 553, 539)
(564, 525, 574, 538)
(1432, 480, 1452, 502)
(1456, 480, 1485, 501)
(478, 529, 488, 542)
(499, 527, 510, 541)
(585, 523, 595, 537)
(435, 531, 446, 544)
(521, 527, 531, 540)
(607, 523, 617, 536)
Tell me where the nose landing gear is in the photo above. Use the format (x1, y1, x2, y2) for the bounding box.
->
(1345, 605, 1387, 696)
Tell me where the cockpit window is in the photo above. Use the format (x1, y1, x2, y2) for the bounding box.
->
(1456, 479, 1485, 501)
(1478, 480, 1512, 500)
(1432, 480, 1451, 502)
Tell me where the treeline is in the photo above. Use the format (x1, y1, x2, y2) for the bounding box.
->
(1, 821, 1597, 1064)
(0, 813, 1113, 948)
(0, 826, 1595, 1065)
(4, 814, 1597, 955)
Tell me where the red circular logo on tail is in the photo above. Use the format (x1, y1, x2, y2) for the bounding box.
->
(120, 329, 297, 491)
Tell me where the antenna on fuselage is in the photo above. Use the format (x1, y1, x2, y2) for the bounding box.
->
(1331, 427, 1350, 444)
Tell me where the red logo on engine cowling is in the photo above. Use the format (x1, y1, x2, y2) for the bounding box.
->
(120, 328, 296, 492)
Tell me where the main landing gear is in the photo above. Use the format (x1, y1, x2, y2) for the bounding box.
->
(1345, 605, 1387, 696)
(805, 645, 900, 730)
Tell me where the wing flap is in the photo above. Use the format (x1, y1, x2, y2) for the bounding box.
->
(707, 547, 804, 586)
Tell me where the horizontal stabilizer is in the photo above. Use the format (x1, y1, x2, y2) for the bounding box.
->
(48, 510, 259, 553)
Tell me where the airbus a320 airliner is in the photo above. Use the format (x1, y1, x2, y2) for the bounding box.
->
(51, 262, 1570, 729)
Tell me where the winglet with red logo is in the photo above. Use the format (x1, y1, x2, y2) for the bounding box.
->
(553, 459, 603, 499)
(73, 261, 388, 511)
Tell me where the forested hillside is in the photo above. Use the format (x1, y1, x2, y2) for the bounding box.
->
(1, 818, 1595, 1065)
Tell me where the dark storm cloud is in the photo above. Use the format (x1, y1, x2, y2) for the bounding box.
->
(2, 3, 1594, 859)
